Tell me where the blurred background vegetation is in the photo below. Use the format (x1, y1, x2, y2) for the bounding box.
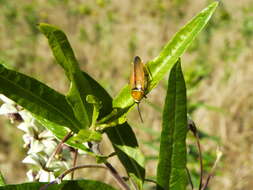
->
(0, 0, 253, 189)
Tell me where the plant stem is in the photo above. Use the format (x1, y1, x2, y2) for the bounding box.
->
(58, 164, 106, 180)
(195, 132, 203, 190)
(71, 149, 78, 179)
(137, 103, 144, 123)
(104, 162, 131, 190)
(186, 167, 194, 190)
(201, 148, 222, 190)
(46, 131, 73, 168)
(39, 164, 106, 190)
(188, 119, 203, 190)
(40, 163, 131, 190)
(88, 141, 131, 190)
(144, 178, 157, 184)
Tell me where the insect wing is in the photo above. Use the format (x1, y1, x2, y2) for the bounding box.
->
(130, 56, 145, 90)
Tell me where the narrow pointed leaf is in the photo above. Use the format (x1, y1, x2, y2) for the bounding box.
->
(156, 60, 188, 190)
(113, 2, 218, 110)
(0, 180, 118, 190)
(106, 123, 145, 189)
(0, 62, 80, 132)
(39, 23, 93, 129)
(72, 129, 102, 143)
(82, 72, 113, 119)
(0, 171, 5, 186)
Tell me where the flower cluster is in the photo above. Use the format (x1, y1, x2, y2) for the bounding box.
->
(0, 95, 73, 182)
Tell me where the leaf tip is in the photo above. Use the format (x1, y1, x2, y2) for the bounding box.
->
(38, 23, 61, 36)
(209, 1, 219, 11)
(37, 22, 48, 30)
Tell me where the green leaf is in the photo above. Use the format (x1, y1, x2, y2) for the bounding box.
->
(106, 123, 145, 190)
(39, 23, 93, 129)
(86, 95, 102, 128)
(113, 1, 219, 110)
(72, 129, 102, 143)
(0, 180, 118, 190)
(81, 72, 112, 118)
(156, 59, 188, 190)
(96, 108, 128, 130)
(0, 171, 5, 186)
(0, 62, 81, 132)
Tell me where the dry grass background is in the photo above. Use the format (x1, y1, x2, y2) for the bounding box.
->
(0, 0, 253, 189)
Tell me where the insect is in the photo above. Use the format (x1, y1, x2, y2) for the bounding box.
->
(129, 56, 149, 122)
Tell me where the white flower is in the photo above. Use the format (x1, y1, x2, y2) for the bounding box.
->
(48, 160, 69, 172)
(0, 103, 18, 115)
(41, 139, 57, 156)
(17, 122, 30, 133)
(23, 154, 40, 165)
(22, 134, 33, 148)
(18, 123, 35, 136)
(39, 130, 54, 140)
(26, 170, 36, 182)
(0, 94, 14, 104)
(28, 139, 45, 154)
(31, 120, 45, 133)
(37, 170, 56, 182)
(22, 154, 47, 167)
(55, 178, 62, 184)
(18, 110, 33, 123)
(61, 148, 72, 161)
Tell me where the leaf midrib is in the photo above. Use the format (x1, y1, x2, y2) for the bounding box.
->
(50, 29, 78, 78)
(169, 66, 178, 185)
(162, 73, 177, 187)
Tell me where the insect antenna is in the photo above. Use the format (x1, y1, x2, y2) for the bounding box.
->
(137, 103, 144, 123)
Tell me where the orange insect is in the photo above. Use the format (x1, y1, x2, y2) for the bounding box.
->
(130, 56, 149, 122)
